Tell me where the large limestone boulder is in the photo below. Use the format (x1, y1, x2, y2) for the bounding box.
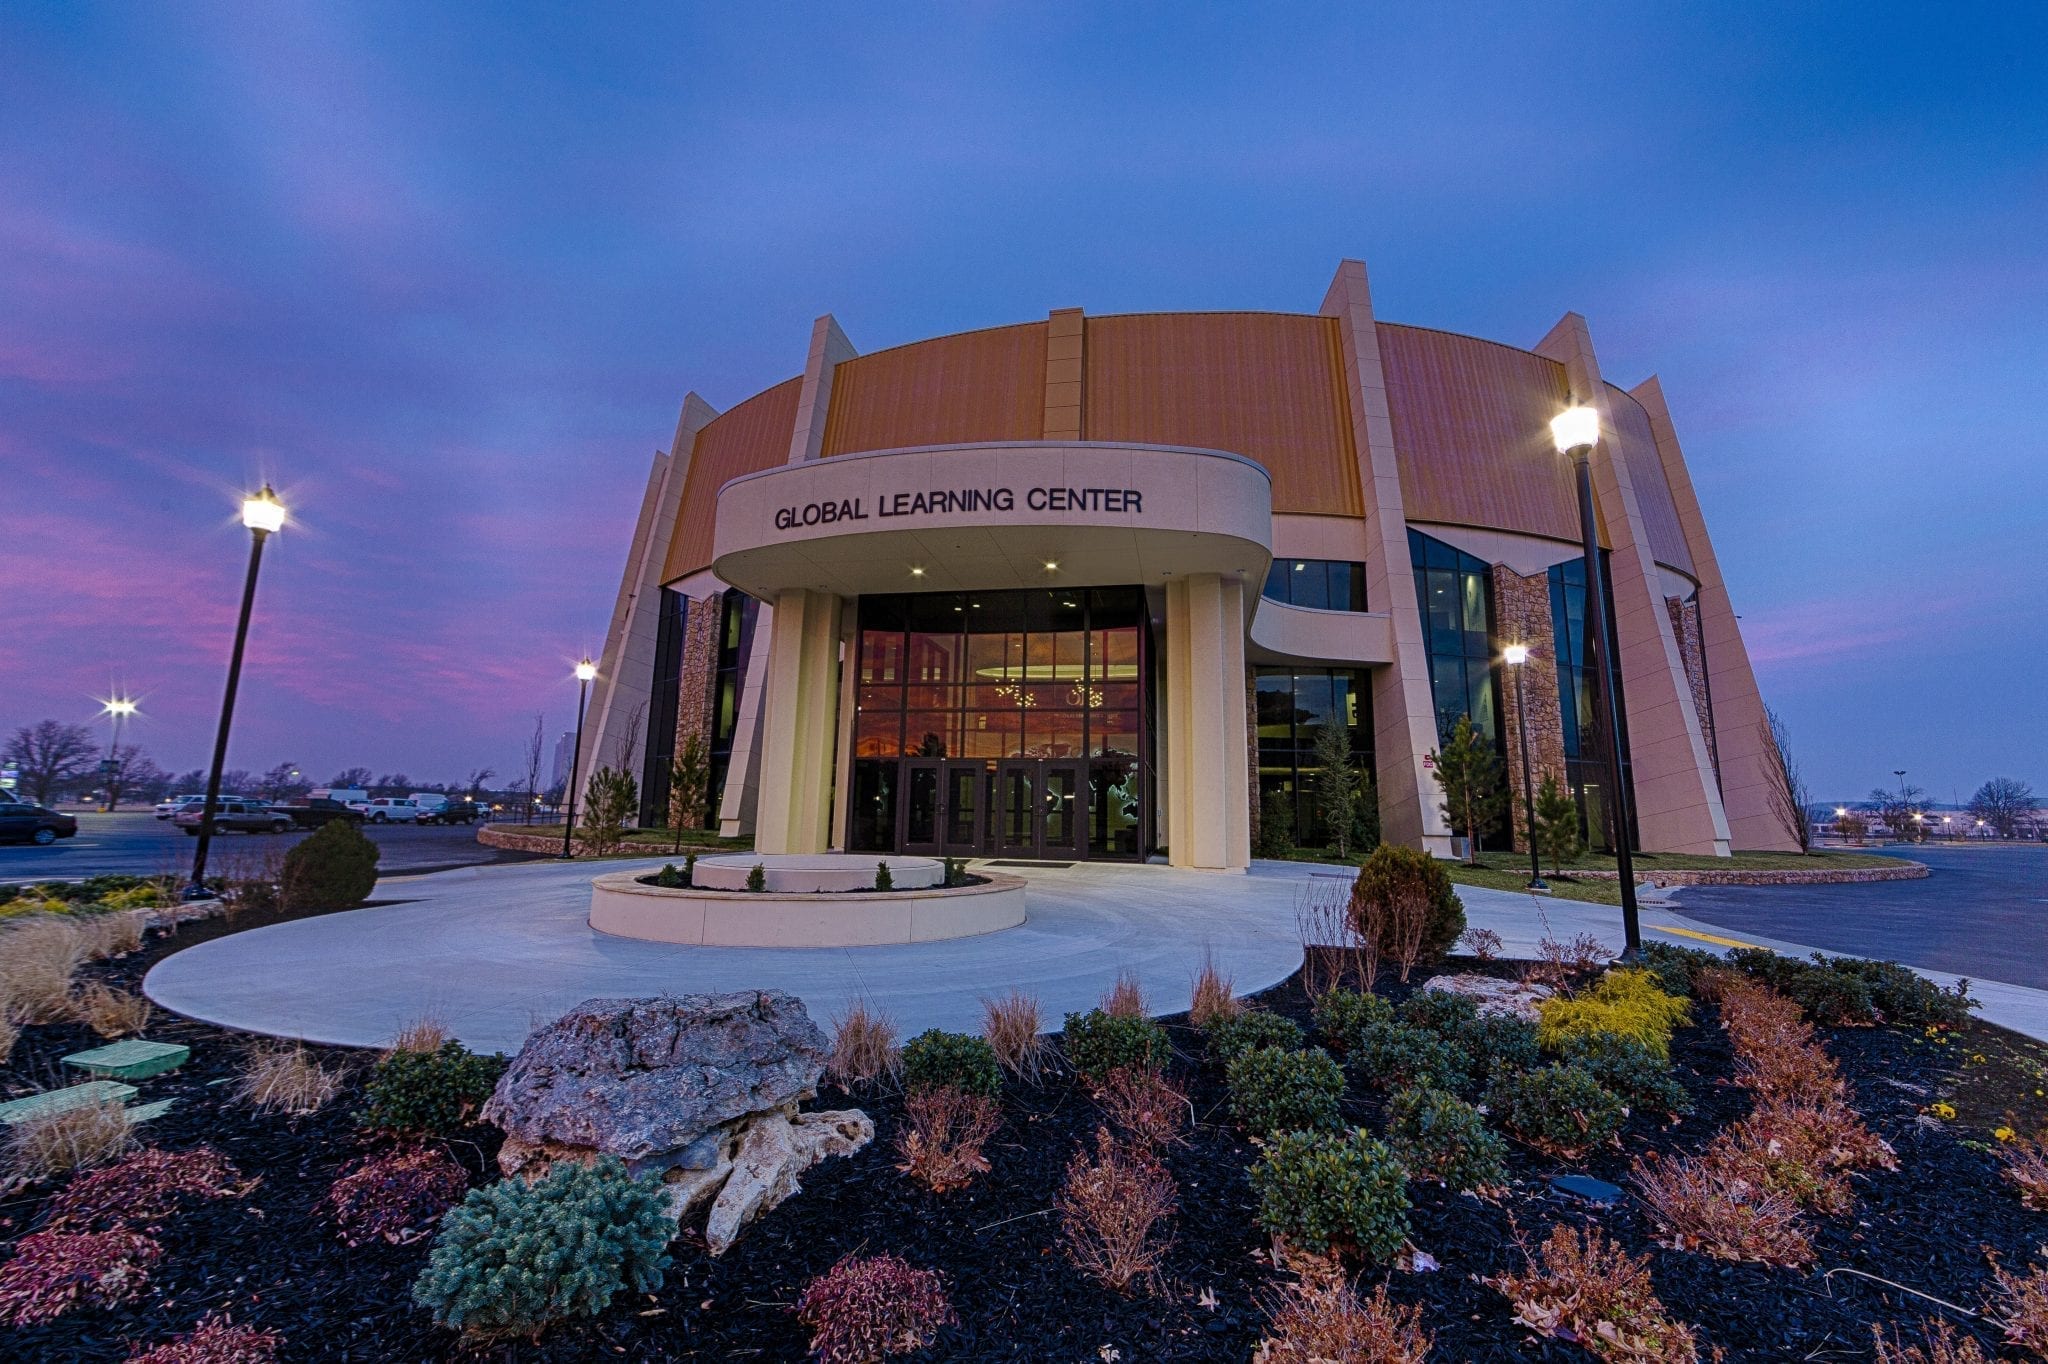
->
(1418, 972, 1554, 1023)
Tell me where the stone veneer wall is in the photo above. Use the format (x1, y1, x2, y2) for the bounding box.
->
(1489, 564, 1569, 852)
(1666, 595, 1717, 783)
(677, 593, 722, 748)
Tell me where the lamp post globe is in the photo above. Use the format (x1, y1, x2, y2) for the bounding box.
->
(562, 658, 597, 859)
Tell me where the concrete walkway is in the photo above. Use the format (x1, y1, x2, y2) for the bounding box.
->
(141, 855, 2048, 1053)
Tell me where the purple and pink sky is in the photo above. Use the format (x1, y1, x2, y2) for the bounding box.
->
(2, 4, 2042, 801)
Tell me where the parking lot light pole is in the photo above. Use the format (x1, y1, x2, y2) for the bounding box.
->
(185, 486, 285, 902)
(561, 659, 596, 859)
(1503, 644, 1547, 891)
(1551, 405, 1641, 959)
(100, 697, 137, 810)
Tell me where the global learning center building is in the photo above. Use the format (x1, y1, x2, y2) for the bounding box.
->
(581, 259, 1794, 871)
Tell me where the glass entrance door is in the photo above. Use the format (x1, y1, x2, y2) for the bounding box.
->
(941, 762, 984, 856)
(900, 760, 942, 856)
(996, 759, 1087, 859)
(901, 759, 985, 857)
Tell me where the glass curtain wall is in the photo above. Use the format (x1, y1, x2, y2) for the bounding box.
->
(1254, 668, 1373, 847)
(1408, 529, 1500, 745)
(1547, 555, 1638, 851)
(1260, 559, 1368, 611)
(638, 588, 687, 825)
(704, 589, 757, 822)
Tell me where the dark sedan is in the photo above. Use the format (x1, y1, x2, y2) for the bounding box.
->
(279, 797, 369, 830)
(0, 797, 79, 846)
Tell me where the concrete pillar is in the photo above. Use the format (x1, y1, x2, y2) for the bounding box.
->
(1165, 573, 1250, 871)
(787, 315, 857, 465)
(752, 589, 844, 853)
(1632, 376, 1797, 851)
(1320, 260, 1454, 857)
(1533, 315, 1731, 856)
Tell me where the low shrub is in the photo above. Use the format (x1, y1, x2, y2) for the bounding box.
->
(238, 1041, 344, 1116)
(358, 1040, 505, 1136)
(900, 1029, 1001, 1098)
(412, 1156, 673, 1340)
(894, 1085, 1001, 1192)
(1822, 954, 1975, 1028)
(0, 1228, 161, 1327)
(1631, 1150, 1814, 1268)
(1397, 990, 1538, 1085)
(127, 1313, 284, 1363)
(7, 1097, 135, 1179)
(1385, 1086, 1506, 1192)
(1254, 1262, 1432, 1364)
(1554, 1031, 1692, 1117)
(1093, 1064, 1187, 1148)
(1524, 933, 1610, 990)
(827, 999, 901, 1093)
(1489, 1220, 1698, 1363)
(2000, 1134, 2048, 1212)
(1312, 987, 1394, 1056)
(1484, 1064, 1626, 1159)
(73, 981, 153, 1039)
(1057, 1128, 1177, 1293)
(1986, 1250, 2048, 1358)
(651, 862, 686, 888)
(794, 1253, 955, 1363)
(1189, 953, 1239, 1029)
(1871, 1320, 1992, 1364)
(1062, 1009, 1170, 1083)
(1536, 967, 1691, 1059)
(1637, 942, 1721, 998)
(873, 860, 893, 892)
(1459, 926, 1505, 962)
(44, 1146, 246, 1232)
(1102, 969, 1147, 1019)
(1351, 1020, 1470, 1094)
(1206, 1008, 1306, 1068)
(745, 862, 766, 892)
(1348, 844, 1465, 981)
(324, 1147, 471, 1246)
(980, 991, 1046, 1084)
(1226, 1045, 1346, 1138)
(1397, 988, 1479, 1037)
(0, 916, 89, 1023)
(280, 818, 378, 910)
(1250, 1128, 1410, 1264)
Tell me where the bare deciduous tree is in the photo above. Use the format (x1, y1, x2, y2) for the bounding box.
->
(5, 720, 98, 804)
(102, 745, 167, 812)
(1968, 777, 2036, 839)
(1759, 705, 1811, 853)
(520, 714, 545, 823)
(610, 701, 646, 774)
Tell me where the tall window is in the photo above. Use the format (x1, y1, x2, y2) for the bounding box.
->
(1408, 529, 1498, 744)
(1548, 555, 1636, 851)
(638, 587, 688, 825)
(705, 588, 757, 821)
(1261, 559, 1368, 611)
(1255, 667, 1373, 847)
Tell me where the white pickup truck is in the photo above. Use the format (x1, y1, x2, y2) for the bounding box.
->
(351, 797, 423, 824)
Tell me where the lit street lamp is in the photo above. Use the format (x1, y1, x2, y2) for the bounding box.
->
(1502, 644, 1547, 891)
(185, 486, 286, 901)
(99, 697, 137, 810)
(561, 658, 597, 859)
(1551, 405, 1640, 958)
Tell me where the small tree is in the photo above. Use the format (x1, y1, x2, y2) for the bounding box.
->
(1350, 768, 1381, 857)
(1256, 791, 1295, 859)
(1968, 777, 2037, 840)
(1867, 782, 1929, 844)
(257, 762, 306, 802)
(1312, 722, 1357, 860)
(1348, 844, 1465, 983)
(1759, 706, 1811, 853)
(1429, 716, 1507, 865)
(579, 768, 638, 856)
(1532, 774, 1584, 874)
(330, 766, 373, 790)
(5, 720, 98, 804)
(101, 746, 166, 813)
(282, 820, 380, 909)
(667, 733, 710, 854)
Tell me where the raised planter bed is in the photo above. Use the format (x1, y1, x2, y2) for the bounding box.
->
(588, 860, 1027, 948)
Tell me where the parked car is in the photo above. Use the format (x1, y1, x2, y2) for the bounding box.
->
(352, 797, 422, 824)
(279, 797, 368, 830)
(0, 797, 78, 846)
(174, 798, 293, 836)
(155, 793, 206, 819)
(410, 793, 486, 825)
(309, 787, 370, 807)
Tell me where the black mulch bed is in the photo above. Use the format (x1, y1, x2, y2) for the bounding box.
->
(4, 926, 2045, 1361)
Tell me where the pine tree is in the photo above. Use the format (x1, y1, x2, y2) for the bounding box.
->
(1312, 721, 1358, 859)
(668, 732, 710, 854)
(1429, 716, 1508, 865)
(1532, 773, 1585, 874)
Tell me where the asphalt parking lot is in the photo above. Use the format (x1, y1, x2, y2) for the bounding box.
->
(0, 811, 528, 883)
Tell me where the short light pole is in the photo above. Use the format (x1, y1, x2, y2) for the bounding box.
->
(1503, 644, 1547, 891)
(1835, 806, 1848, 846)
(99, 697, 137, 810)
(560, 658, 596, 859)
(185, 486, 286, 901)
(1551, 406, 1641, 958)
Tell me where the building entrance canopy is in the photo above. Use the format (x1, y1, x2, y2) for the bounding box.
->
(708, 441, 1274, 603)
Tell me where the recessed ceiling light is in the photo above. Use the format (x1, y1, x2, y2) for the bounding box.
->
(1044, 560, 1059, 571)
(910, 566, 925, 577)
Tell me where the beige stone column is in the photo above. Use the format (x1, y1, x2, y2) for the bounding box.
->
(1533, 315, 1731, 856)
(1164, 573, 1251, 871)
(1320, 260, 1454, 857)
(787, 315, 857, 465)
(751, 589, 843, 853)
(1631, 376, 1796, 851)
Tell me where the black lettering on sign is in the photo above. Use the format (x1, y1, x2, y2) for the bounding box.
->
(777, 487, 1142, 532)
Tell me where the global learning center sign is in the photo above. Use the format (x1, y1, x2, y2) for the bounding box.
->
(773, 484, 1145, 531)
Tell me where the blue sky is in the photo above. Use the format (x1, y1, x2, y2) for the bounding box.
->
(1, 3, 2042, 801)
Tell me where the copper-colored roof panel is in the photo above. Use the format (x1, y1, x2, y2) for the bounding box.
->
(1378, 323, 1595, 547)
(821, 323, 1047, 456)
(664, 376, 802, 582)
(1607, 383, 1696, 578)
(1081, 312, 1360, 517)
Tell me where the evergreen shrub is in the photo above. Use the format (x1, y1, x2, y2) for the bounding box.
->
(358, 1041, 506, 1136)
(1062, 1009, 1170, 1083)
(1225, 1045, 1345, 1137)
(900, 1029, 1001, 1097)
(1352, 1021, 1471, 1093)
(1485, 1063, 1626, 1158)
(1311, 988, 1393, 1056)
(1537, 968, 1691, 1059)
(1203, 1009, 1304, 1068)
(1385, 1086, 1506, 1191)
(1250, 1129, 1410, 1263)
(1555, 1031, 1692, 1116)
(281, 820, 378, 910)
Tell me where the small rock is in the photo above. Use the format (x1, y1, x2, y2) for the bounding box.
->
(1419, 973, 1554, 1022)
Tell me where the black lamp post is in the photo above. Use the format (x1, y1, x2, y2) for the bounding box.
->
(560, 658, 596, 859)
(1550, 407, 1641, 958)
(1503, 644, 1547, 891)
(184, 485, 285, 901)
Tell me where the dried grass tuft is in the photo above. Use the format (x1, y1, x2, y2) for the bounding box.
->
(1630, 1150, 1813, 1269)
(128, 1313, 285, 1363)
(1998, 1134, 2048, 1212)
(0, 917, 89, 1023)
(6, 1099, 136, 1181)
(236, 1041, 343, 1116)
(0, 1016, 17, 1067)
(894, 1086, 1001, 1193)
(1057, 1128, 1176, 1294)
(826, 999, 901, 1093)
(981, 991, 1046, 1084)
(387, 1013, 451, 1057)
(1255, 1255, 1432, 1364)
(1103, 970, 1147, 1019)
(1489, 1220, 1700, 1363)
(72, 982, 154, 1039)
(77, 911, 148, 962)
(1189, 953, 1239, 1029)
(1092, 1064, 1188, 1150)
(1871, 1319, 1991, 1364)
(1987, 1250, 2048, 1357)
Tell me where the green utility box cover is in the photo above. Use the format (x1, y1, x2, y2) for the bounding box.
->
(124, 1099, 177, 1123)
(63, 1039, 191, 1080)
(0, 1080, 139, 1125)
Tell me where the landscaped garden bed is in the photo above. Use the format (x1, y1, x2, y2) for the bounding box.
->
(3, 869, 2045, 1360)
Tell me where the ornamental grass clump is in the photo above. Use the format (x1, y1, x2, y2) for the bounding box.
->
(1489, 1220, 1698, 1363)
(0, 1228, 161, 1327)
(1536, 967, 1690, 1059)
(2000, 1134, 2048, 1211)
(412, 1156, 673, 1341)
(1226, 1045, 1346, 1138)
(71, 980, 153, 1038)
(1092, 1064, 1188, 1149)
(1189, 952, 1239, 1029)
(827, 999, 901, 1094)
(1250, 1128, 1410, 1264)
(1554, 1030, 1692, 1117)
(0, 916, 89, 1023)
(1255, 1258, 1432, 1364)
(1351, 1020, 1470, 1094)
(1102, 969, 1147, 1018)
(1062, 1008, 1170, 1083)
(358, 1039, 505, 1135)
(1057, 1128, 1178, 1293)
(7, 1097, 135, 1179)
(979, 990, 1046, 1084)
(1310, 987, 1393, 1057)
(794, 1252, 955, 1363)
(895, 1085, 1001, 1193)
(1629, 1149, 1814, 1268)
(900, 1028, 1001, 1097)
(1871, 1319, 1992, 1364)
(324, 1146, 471, 1246)
(127, 1314, 284, 1363)
(238, 1040, 345, 1116)
(1206, 1008, 1306, 1068)
(1385, 1086, 1506, 1193)
(1484, 1064, 1626, 1159)
(43, 1145, 247, 1232)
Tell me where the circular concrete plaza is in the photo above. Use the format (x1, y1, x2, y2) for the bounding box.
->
(144, 856, 1367, 1054)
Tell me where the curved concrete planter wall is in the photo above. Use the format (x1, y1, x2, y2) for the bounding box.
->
(588, 868, 1028, 948)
